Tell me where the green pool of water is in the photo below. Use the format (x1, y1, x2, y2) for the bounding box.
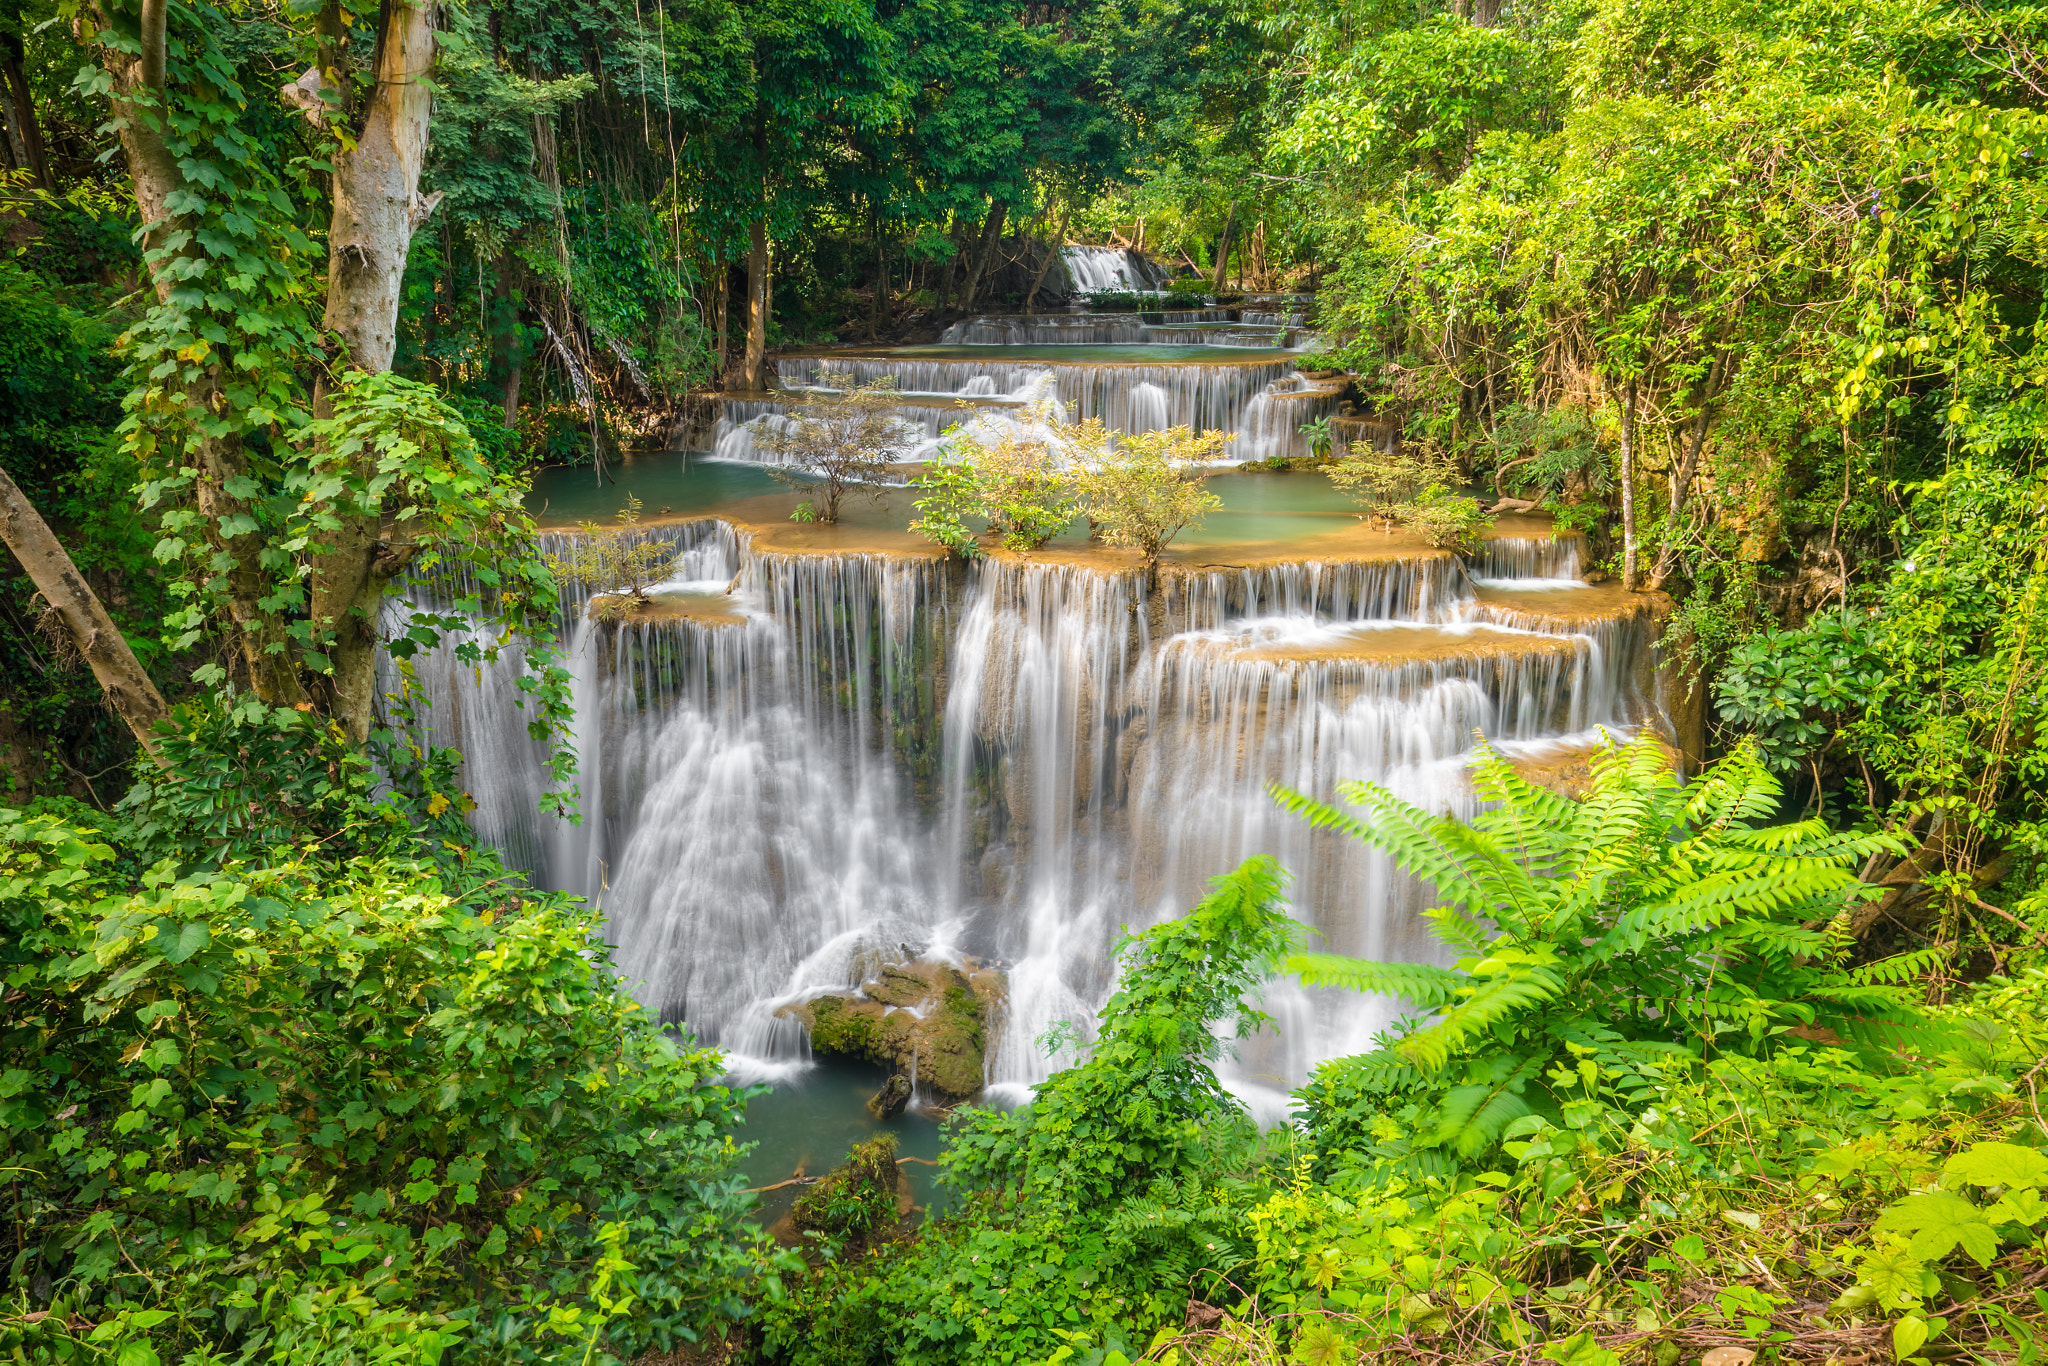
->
(528, 456, 1372, 547)
(528, 455, 785, 527)
(735, 1059, 954, 1227)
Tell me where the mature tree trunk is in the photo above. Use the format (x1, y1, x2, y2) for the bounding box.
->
(1024, 198, 1073, 315)
(959, 202, 1007, 312)
(0, 16, 53, 190)
(308, 0, 443, 743)
(319, 0, 439, 373)
(1618, 379, 1640, 592)
(0, 465, 167, 757)
(99, 0, 307, 708)
(1210, 201, 1238, 295)
(741, 217, 770, 391)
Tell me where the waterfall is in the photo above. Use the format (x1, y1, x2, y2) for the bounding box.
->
(939, 310, 1239, 345)
(778, 356, 1293, 436)
(406, 522, 1662, 1100)
(599, 552, 954, 1070)
(1059, 245, 1170, 293)
(934, 551, 1651, 1102)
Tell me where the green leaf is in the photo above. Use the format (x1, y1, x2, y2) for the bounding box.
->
(164, 920, 210, 964)
(1877, 1192, 2002, 1267)
(1944, 1142, 2048, 1189)
(1894, 1315, 1929, 1360)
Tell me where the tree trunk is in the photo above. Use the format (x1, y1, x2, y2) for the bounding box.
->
(320, 0, 439, 372)
(489, 258, 523, 429)
(712, 252, 729, 380)
(0, 465, 167, 757)
(1618, 379, 1640, 592)
(0, 23, 53, 190)
(1649, 351, 1727, 591)
(99, 0, 306, 708)
(869, 210, 886, 340)
(1024, 198, 1072, 315)
(310, 0, 442, 743)
(959, 201, 1007, 313)
(1210, 201, 1238, 295)
(741, 217, 769, 391)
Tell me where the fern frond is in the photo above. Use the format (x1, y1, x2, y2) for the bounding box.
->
(1287, 954, 1467, 1006)
(1397, 966, 1565, 1070)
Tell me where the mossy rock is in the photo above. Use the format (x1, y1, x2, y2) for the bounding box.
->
(786, 959, 997, 1101)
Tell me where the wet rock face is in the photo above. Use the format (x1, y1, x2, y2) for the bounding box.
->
(789, 960, 1002, 1100)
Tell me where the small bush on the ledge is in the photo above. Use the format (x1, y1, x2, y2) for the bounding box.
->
(545, 492, 677, 610)
(756, 372, 918, 522)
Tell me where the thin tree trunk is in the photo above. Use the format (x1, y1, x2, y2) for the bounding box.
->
(0, 465, 167, 757)
(1618, 379, 1640, 592)
(1210, 201, 1238, 295)
(1024, 197, 1072, 315)
(1649, 351, 1727, 591)
(490, 257, 523, 428)
(959, 201, 1007, 313)
(741, 216, 769, 391)
(309, 0, 443, 743)
(712, 252, 729, 380)
(869, 209, 886, 340)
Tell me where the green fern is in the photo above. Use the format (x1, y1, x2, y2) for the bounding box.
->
(1284, 732, 1927, 1170)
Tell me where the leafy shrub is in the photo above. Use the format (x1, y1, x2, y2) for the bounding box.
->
(1716, 611, 1887, 773)
(1081, 290, 1144, 310)
(544, 492, 682, 616)
(792, 1135, 903, 1253)
(1398, 485, 1493, 551)
(908, 418, 1080, 555)
(0, 803, 777, 1365)
(757, 373, 919, 522)
(1166, 277, 1211, 298)
(1069, 423, 1230, 569)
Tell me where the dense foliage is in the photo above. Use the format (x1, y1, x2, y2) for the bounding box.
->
(0, 734, 776, 1364)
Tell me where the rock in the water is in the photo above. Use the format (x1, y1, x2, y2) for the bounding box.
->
(783, 956, 1002, 1101)
(867, 1073, 912, 1119)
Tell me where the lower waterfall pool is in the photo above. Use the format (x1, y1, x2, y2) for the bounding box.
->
(734, 1060, 953, 1229)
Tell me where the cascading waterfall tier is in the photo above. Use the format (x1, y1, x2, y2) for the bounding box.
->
(765, 352, 1328, 460)
(940, 310, 1236, 345)
(1060, 244, 1171, 293)
(406, 524, 1668, 1100)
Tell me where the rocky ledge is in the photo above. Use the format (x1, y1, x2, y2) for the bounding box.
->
(782, 959, 1004, 1101)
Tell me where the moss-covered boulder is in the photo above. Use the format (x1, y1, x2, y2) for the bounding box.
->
(784, 958, 1001, 1101)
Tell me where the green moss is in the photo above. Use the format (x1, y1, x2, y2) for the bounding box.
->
(808, 996, 880, 1057)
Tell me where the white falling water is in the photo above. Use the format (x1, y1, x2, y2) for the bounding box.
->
(404, 528, 1663, 1103)
(1060, 245, 1171, 293)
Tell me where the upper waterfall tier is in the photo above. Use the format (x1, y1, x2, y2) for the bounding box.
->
(1058, 244, 1172, 293)
(760, 346, 1331, 460)
(399, 514, 1677, 1101)
(938, 310, 1299, 348)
